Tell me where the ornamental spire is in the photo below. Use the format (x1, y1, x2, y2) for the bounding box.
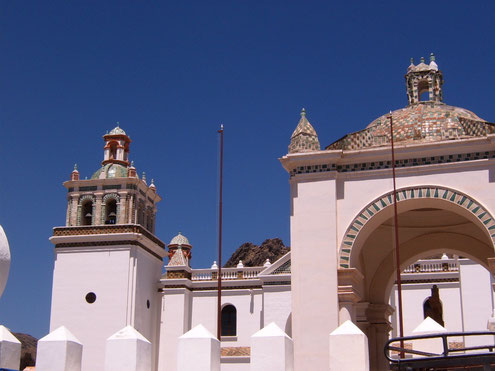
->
(288, 108, 321, 154)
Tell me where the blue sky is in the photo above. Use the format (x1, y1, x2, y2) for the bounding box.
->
(1, 1, 494, 338)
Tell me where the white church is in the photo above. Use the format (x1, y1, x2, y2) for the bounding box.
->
(2, 56, 495, 370)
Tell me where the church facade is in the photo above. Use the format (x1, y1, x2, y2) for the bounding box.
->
(48, 56, 495, 370)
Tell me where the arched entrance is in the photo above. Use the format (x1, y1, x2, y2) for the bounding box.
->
(337, 186, 495, 370)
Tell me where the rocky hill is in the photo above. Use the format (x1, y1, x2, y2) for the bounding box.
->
(224, 238, 290, 267)
(13, 332, 37, 369)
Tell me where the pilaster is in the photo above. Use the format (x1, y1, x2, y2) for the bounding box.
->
(94, 192, 104, 225)
(338, 268, 364, 324)
(69, 194, 80, 226)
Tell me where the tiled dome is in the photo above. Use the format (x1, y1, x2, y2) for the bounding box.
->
(326, 56, 494, 151)
(327, 102, 492, 151)
(108, 126, 126, 135)
(91, 163, 128, 179)
(169, 232, 190, 246)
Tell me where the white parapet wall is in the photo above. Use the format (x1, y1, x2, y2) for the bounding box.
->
(104, 325, 151, 371)
(411, 317, 447, 357)
(36, 326, 83, 371)
(250, 322, 293, 371)
(177, 324, 220, 371)
(0, 325, 21, 370)
(329, 320, 369, 371)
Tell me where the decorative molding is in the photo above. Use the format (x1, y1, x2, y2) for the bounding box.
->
(54, 240, 163, 261)
(52, 224, 165, 248)
(290, 150, 495, 177)
(339, 185, 495, 268)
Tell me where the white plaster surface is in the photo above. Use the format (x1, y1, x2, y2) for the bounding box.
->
(158, 288, 192, 371)
(250, 322, 293, 371)
(104, 325, 151, 371)
(0, 325, 21, 370)
(0, 225, 11, 298)
(262, 287, 292, 335)
(50, 244, 162, 371)
(177, 324, 220, 371)
(459, 260, 495, 349)
(391, 283, 463, 337)
(411, 317, 447, 357)
(290, 177, 339, 370)
(329, 320, 369, 371)
(36, 326, 83, 371)
(191, 289, 263, 346)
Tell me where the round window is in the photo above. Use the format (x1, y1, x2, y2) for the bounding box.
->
(85, 292, 97, 304)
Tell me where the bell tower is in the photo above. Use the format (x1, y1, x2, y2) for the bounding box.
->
(405, 53, 444, 105)
(49, 125, 166, 371)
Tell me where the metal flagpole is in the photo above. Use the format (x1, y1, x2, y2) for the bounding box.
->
(389, 113, 405, 355)
(217, 124, 224, 340)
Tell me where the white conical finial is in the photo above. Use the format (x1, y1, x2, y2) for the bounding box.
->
(211, 261, 218, 269)
(441, 253, 448, 260)
(429, 52, 438, 70)
(264, 259, 271, 267)
(237, 260, 244, 268)
(301, 107, 306, 117)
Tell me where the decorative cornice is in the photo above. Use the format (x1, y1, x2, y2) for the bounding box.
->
(54, 240, 163, 261)
(52, 224, 165, 248)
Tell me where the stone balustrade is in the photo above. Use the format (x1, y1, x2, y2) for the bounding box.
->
(403, 258, 459, 274)
(191, 267, 264, 281)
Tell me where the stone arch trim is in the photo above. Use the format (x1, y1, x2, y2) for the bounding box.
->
(339, 185, 495, 268)
(101, 193, 121, 224)
(102, 193, 120, 203)
(79, 194, 95, 204)
(77, 195, 96, 226)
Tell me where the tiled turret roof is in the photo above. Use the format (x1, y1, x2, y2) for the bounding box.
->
(288, 108, 321, 153)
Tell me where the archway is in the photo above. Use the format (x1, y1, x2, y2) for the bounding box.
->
(337, 186, 495, 370)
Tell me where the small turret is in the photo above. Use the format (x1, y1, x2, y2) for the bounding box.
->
(288, 108, 321, 154)
(70, 164, 79, 181)
(127, 161, 137, 178)
(167, 232, 192, 266)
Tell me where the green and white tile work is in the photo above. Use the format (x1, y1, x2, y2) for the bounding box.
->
(339, 186, 495, 268)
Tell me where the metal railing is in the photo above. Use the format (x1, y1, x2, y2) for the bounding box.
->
(385, 331, 495, 370)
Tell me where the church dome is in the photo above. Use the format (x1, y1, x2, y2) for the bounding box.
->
(169, 232, 190, 246)
(326, 56, 494, 151)
(366, 103, 483, 130)
(91, 163, 129, 179)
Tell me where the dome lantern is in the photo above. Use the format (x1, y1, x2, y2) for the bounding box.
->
(405, 53, 443, 105)
(102, 123, 131, 167)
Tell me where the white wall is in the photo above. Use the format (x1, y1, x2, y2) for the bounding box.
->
(263, 287, 291, 336)
(51, 247, 132, 370)
(50, 245, 162, 371)
(290, 176, 339, 369)
(191, 289, 264, 347)
(390, 283, 463, 337)
(460, 260, 494, 348)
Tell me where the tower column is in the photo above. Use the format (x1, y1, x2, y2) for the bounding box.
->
(94, 192, 104, 225)
(118, 191, 128, 224)
(69, 194, 80, 226)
